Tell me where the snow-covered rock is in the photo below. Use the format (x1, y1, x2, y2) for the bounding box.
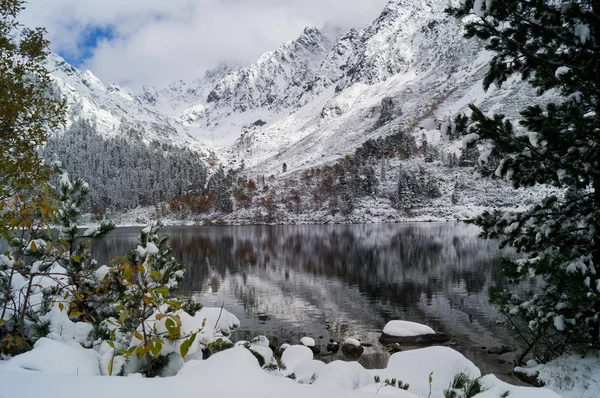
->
(371, 346, 480, 397)
(313, 360, 373, 390)
(300, 336, 316, 347)
(293, 359, 326, 384)
(193, 307, 240, 335)
(281, 345, 314, 376)
(383, 320, 435, 337)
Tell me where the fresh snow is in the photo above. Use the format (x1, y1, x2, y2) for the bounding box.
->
(383, 320, 435, 337)
(515, 354, 600, 398)
(344, 338, 361, 347)
(312, 361, 373, 390)
(370, 346, 480, 397)
(3, 338, 101, 376)
(0, 336, 581, 398)
(301, 336, 316, 347)
(555, 66, 570, 78)
(280, 345, 314, 376)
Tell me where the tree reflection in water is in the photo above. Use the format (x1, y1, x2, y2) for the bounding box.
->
(93, 223, 524, 377)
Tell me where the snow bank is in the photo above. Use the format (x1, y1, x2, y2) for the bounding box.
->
(358, 384, 420, 397)
(382, 320, 435, 337)
(477, 374, 561, 398)
(4, 338, 101, 376)
(370, 346, 480, 397)
(193, 307, 240, 334)
(516, 354, 600, 398)
(300, 336, 316, 347)
(293, 359, 326, 383)
(281, 345, 314, 376)
(0, 347, 383, 398)
(0, 341, 574, 398)
(313, 360, 373, 391)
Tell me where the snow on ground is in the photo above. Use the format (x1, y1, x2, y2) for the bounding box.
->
(383, 320, 435, 337)
(0, 342, 569, 398)
(4, 338, 101, 376)
(281, 345, 314, 376)
(515, 354, 600, 398)
(369, 346, 480, 397)
(312, 360, 372, 390)
(193, 307, 241, 333)
(477, 375, 560, 398)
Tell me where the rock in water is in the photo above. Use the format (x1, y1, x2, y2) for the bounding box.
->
(301, 336, 320, 355)
(326, 339, 339, 354)
(341, 338, 364, 360)
(379, 332, 450, 346)
(379, 320, 450, 346)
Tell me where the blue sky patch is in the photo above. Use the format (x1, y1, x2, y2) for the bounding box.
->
(60, 25, 115, 66)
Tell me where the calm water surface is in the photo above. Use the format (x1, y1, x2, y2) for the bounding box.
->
(92, 223, 524, 381)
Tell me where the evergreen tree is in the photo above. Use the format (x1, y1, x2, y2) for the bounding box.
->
(448, 0, 600, 357)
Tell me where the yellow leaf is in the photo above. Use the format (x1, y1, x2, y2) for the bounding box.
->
(30, 241, 37, 253)
(150, 270, 161, 280)
(170, 314, 182, 326)
(58, 302, 64, 312)
(135, 346, 144, 360)
(118, 310, 129, 324)
(155, 314, 166, 321)
(108, 358, 114, 376)
(134, 331, 143, 340)
(137, 263, 145, 273)
(123, 266, 133, 281)
(71, 255, 81, 263)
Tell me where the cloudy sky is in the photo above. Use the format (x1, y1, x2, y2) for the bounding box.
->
(21, 0, 388, 91)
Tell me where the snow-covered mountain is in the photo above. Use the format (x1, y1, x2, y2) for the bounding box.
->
(49, 0, 540, 171)
(47, 54, 210, 154)
(47, 0, 552, 221)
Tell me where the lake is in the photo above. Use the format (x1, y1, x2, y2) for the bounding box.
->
(92, 222, 524, 381)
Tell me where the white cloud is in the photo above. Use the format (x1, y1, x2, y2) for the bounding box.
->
(21, 0, 389, 90)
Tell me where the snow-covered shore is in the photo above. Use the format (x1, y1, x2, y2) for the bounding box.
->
(0, 344, 566, 398)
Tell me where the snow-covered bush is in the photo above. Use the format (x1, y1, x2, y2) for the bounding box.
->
(0, 169, 113, 355)
(100, 221, 203, 377)
(1, 170, 208, 377)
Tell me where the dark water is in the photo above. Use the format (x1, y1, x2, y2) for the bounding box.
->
(92, 223, 523, 381)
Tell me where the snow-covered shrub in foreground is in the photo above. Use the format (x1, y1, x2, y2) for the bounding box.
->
(0, 171, 241, 377)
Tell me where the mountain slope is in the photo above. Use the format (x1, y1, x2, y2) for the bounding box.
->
(47, 0, 554, 223)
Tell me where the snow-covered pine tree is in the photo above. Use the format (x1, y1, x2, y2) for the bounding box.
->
(448, 1, 600, 357)
(0, 169, 113, 354)
(104, 222, 202, 377)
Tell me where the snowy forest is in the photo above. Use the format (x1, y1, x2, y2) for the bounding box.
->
(43, 118, 208, 214)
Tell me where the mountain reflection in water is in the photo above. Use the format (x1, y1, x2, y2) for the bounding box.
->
(92, 223, 525, 379)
